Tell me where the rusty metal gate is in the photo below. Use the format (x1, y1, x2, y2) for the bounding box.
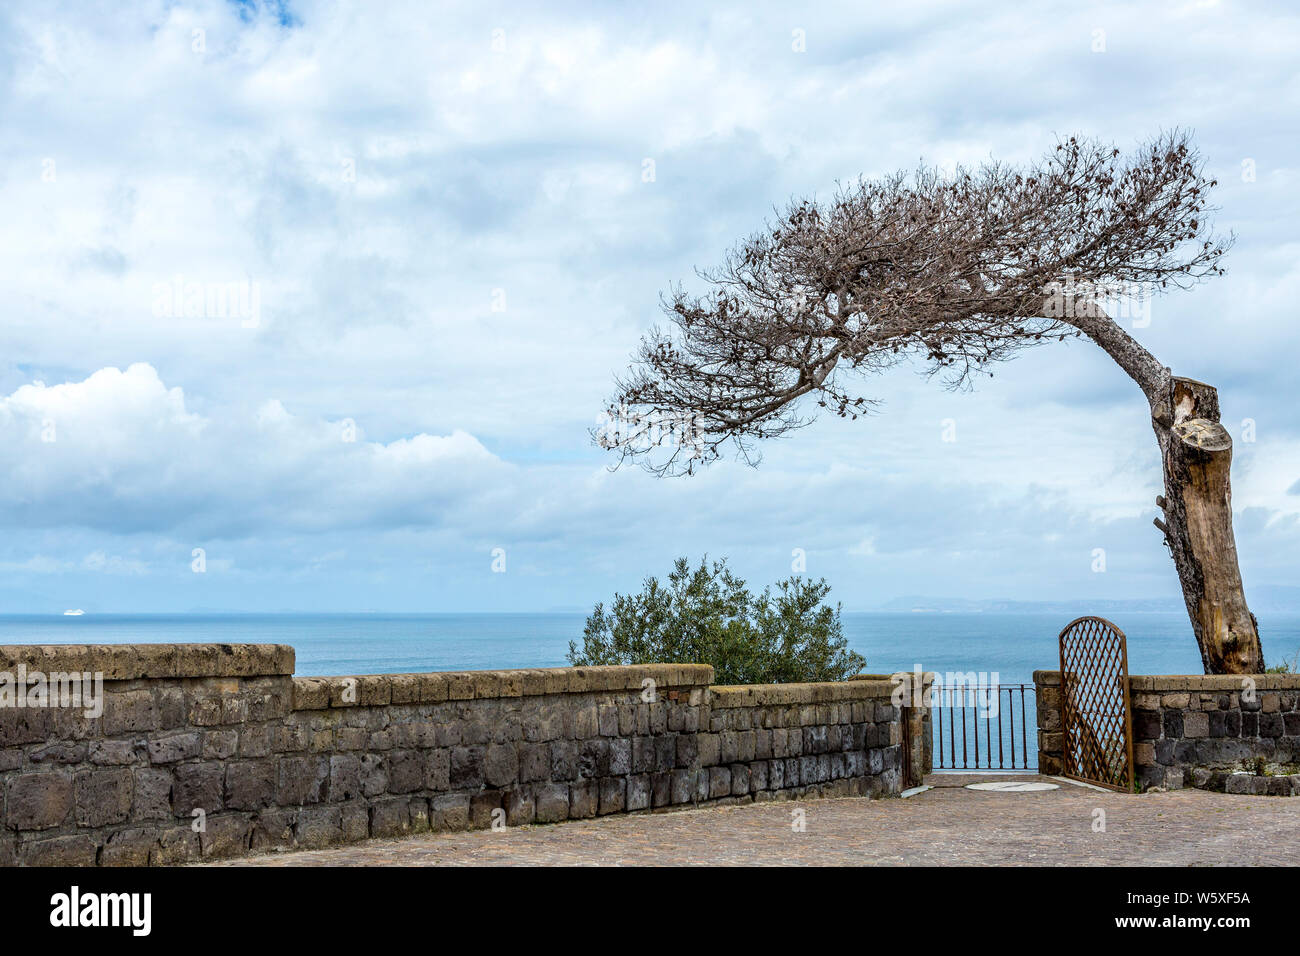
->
(1059, 616, 1135, 791)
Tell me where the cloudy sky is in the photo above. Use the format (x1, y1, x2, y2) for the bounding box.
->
(1, 0, 1297, 613)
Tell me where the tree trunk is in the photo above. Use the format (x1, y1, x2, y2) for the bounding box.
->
(1151, 376, 1264, 674)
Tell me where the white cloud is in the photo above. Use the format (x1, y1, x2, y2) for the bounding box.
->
(0, 363, 508, 536)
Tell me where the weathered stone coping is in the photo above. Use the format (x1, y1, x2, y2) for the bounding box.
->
(1128, 674, 1300, 691)
(1033, 669, 1300, 691)
(291, 663, 715, 710)
(709, 679, 896, 707)
(849, 671, 936, 685)
(0, 643, 295, 680)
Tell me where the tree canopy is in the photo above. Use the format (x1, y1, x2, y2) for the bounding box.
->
(567, 557, 865, 684)
(597, 132, 1229, 474)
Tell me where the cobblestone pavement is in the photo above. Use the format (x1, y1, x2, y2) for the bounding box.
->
(204, 775, 1300, 866)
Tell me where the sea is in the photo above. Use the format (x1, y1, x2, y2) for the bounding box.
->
(2, 611, 1297, 683)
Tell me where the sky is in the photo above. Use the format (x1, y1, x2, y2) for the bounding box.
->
(0, 0, 1298, 613)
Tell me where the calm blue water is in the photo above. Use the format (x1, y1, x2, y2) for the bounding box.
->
(1, 611, 1297, 683)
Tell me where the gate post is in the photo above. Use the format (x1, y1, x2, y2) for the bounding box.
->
(896, 671, 935, 788)
(1033, 670, 1063, 775)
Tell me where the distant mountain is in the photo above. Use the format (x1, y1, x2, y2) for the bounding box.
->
(874, 596, 1182, 614)
(874, 586, 1300, 615)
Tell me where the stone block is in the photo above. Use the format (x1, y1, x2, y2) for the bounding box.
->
(469, 791, 502, 828)
(200, 813, 252, 859)
(388, 749, 425, 793)
(504, 787, 535, 826)
(518, 743, 548, 782)
(74, 768, 133, 827)
(607, 737, 631, 776)
(224, 760, 276, 810)
(651, 771, 672, 807)
(599, 777, 626, 814)
(550, 739, 579, 780)
(371, 797, 416, 838)
(569, 779, 598, 818)
(251, 809, 296, 849)
(484, 743, 518, 788)
(148, 731, 202, 764)
(653, 736, 676, 772)
(5, 772, 73, 830)
(626, 774, 651, 811)
(0, 709, 51, 748)
(737, 730, 756, 761)
(450, 746, 485, 790)
(132, 768, 173, 821)
(580, 738, 611, 778)
(295, 806, 344, 848)
(1224, 773, 1254, 795)
(719, 731, 739, 764)
(154, 826, 200, 864)
(769, 758, 785, 790)
(102, 689, 157, 735)
(20, 834, 96, 867)
(359, 753, 388, 796)
(730, 763, 750, 795)
(101, 827, 157, 866)
(329, 754, 362, 801)
(28, 741, 87, 765)
(1259, 713, 1284, 738)
(430, 793, 470, 831)
(708, 766, 731, 800)
(1131, 709, 1162, 741)
(239, 724, 272, 758)
(424, 749, 450, 791)
(277, 755, 329, 805)
(534, 783, 570, 823)
(89, 739, 143, 765)
(203, 730, 240, 759)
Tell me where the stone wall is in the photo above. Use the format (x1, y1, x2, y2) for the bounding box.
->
(1034, 670, 1300, 791)
(0, 644, 925, 866)
(1032, 670, 1064, 776)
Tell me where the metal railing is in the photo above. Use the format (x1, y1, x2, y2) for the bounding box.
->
(933, 683, 1037, 771)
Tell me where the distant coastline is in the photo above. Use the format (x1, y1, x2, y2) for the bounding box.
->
(873, 585, 1300, 616)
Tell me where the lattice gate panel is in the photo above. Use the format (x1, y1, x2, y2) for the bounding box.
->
(1059, 616, 1135, 792)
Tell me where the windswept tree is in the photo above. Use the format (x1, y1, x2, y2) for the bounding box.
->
(597, 132, 1263, 675)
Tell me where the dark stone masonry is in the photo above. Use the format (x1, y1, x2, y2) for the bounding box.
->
(1035, 670, 1300, 792)
(0, 644, 929, 866)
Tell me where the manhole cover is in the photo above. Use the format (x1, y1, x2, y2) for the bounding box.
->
(964, 781, 1059, 792)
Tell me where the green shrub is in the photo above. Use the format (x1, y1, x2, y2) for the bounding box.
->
(567, 556, 865, 685)
(1266, 648, 1299, 674)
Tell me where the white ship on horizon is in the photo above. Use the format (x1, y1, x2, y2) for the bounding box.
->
(62, 609, 85, 616)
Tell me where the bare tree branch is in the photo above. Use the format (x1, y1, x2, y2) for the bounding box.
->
(596, 131, 1230, 475)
